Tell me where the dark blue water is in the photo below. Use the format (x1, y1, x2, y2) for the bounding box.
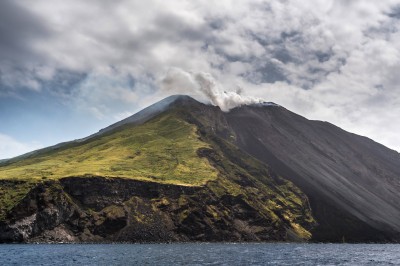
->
(0, 243, 399, 265)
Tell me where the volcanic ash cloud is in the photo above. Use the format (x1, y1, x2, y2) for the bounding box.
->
(161, 68, 265, 111)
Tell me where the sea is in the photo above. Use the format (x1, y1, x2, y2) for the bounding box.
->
(0, 243, 399, 265)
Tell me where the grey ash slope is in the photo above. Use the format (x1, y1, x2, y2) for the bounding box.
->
(222, 105, 400, 242)
(165, 95, 400, 242)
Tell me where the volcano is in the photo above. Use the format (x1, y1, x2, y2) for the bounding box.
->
(0, 95, 399, 243)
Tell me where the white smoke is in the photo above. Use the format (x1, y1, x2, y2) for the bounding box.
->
(161, 68, 265, 111)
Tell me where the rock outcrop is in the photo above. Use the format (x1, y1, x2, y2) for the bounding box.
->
(0, 174, 314, 243)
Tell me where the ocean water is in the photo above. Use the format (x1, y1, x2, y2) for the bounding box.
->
(0, 243, 399, 265)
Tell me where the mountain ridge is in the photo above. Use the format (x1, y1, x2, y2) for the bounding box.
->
(0, 95, 399, 243)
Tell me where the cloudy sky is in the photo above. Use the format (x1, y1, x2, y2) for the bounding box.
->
(1, 0, 400, 159)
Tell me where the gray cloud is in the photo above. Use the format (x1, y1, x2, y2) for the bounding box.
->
(0, 1, 50, 61)
(0, 1, 53, 91)
(1, 0, 400, 151)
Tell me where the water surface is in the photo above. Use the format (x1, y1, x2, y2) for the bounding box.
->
(0, 243, 399, 265)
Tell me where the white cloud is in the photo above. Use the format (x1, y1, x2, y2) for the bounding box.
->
(0, 133, 42, 160)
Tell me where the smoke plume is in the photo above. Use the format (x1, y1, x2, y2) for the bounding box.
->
(161, 68, 265, 111)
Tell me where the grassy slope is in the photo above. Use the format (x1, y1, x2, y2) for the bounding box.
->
(0, 105, 315, 238)
(0, 106, 316, 239)
(0, 111, 218, 186)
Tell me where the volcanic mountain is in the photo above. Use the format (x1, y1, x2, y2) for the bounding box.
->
(0, 95, 399, 243)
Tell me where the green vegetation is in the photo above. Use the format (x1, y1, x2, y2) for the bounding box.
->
(0, 112, 218, 186)
(0, 105, 315, 240)
(0, 180, 35, 220)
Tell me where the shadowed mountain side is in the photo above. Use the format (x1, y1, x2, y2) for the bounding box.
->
(170, 99, 400, 242)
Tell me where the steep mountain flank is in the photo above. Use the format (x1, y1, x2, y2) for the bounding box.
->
(223, 106, 400, 242)
(165, 96, 400, 242)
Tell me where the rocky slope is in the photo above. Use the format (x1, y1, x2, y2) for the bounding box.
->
(0, 95, 399, 243)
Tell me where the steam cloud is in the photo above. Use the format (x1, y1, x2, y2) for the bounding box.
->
(161, 68, 265, 111)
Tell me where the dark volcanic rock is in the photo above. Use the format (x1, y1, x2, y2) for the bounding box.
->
(0, 174, 314, 243)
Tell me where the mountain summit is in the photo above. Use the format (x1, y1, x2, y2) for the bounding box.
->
(0, 95, 399, 243)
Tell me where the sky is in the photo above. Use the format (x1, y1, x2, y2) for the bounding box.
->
(1, 0, 400, 159)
